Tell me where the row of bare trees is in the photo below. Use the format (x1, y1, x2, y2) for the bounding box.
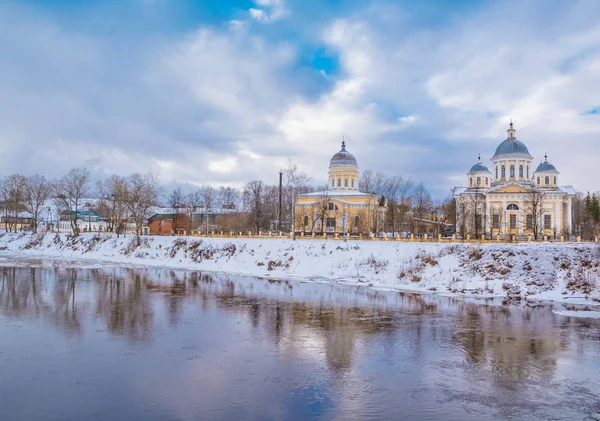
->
(0, 169, 160, 243)
(2, 163, 457, 238)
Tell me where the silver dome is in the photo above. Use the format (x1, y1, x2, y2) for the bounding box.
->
(329, 141, 358, 168)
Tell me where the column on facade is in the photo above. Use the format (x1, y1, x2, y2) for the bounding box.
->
(501, 199, 507, 237)
(566, 199, 572, 235)
(485, 199, 492, 238)
(518, 196, 524, 236)
(555, 197, 561, 235)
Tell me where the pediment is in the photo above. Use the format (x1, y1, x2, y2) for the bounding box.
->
(488, 183, 535, 194)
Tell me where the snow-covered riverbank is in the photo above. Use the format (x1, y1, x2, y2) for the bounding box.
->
(1, 232, 599, 306)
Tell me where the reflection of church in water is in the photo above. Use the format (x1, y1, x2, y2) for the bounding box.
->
(294, 141, 386, 234)
(453, 122, 575, 239)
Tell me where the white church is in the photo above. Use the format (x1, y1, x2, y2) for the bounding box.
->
(453, 122, 575, 239)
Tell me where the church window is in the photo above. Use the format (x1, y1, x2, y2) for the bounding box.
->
(507, 204, 519, 210)
(303, 215, 308, 227)
(475, 215, 482, 229)
(553, 176, 557, 185)
(496, 166, 498, 179)
(544, 215, 551, 230)
(331, 178, 334, 188)
(485, 177, 489, 186)
(519, 165, 523, 178)
(354, 215, 360, 231)
(492, 214, 500, 229)
(526, 215, 533, 230)
(501, 165, 506, 178)
(537, 177, 540, 185)
(510, 165, 515, 178)
(344, 178, 348, 187)
(469, 178, 472, 186)
(527, 166, 529, 178)
(337, 178, 341, 187)
(477, 177, 481, 186)
(545, 176, 550, 185)
(327, 203, 338, 211)
(509, 214, 517, 229)
(351, 179, 354, 188)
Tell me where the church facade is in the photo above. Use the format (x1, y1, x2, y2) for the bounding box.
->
(453, 122, 575, 240)
(294, 142, 386, 235)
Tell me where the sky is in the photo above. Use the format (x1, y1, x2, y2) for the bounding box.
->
(1, 0, 599, 199)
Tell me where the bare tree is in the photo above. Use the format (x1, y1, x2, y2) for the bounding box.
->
(315, 193, 332, 234)
(185, 190, 203, 233)
(97, 175, 127, 236)
(168, 188, 184, 213)
(523, 188, 544, 240)
(24, 174, 53, 233)
(124, 173, 160, 244)
(243, 180, 266, 233)
(467, 189, 486, 239)
(200, 185, 217, 211)
(359, 169, 375, 193)
(54, 168, 91, 235)
(411, 182, 433, 237)
(282, 161, 312, 231)
(0, 174, 28, 232)
(219, 187, 240, 209)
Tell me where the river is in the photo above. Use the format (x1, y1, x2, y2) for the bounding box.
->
(1, 263, 599, 420)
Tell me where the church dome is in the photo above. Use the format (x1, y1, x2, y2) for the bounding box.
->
(491, 122, 533, 160)
(329, 141, 358, 168)
(535, 155, 559, 173)
(469, 161, 490, 173)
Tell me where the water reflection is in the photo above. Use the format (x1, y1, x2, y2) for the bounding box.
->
(0, 265, 599, 421)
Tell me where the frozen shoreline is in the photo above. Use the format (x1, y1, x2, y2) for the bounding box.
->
(0, 232, 599, 307)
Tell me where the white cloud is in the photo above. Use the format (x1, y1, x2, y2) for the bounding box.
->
(1, 0, 599, 198)
(249, 0, 288, 23)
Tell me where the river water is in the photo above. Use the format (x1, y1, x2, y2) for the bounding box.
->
(1, 262, 599, 421)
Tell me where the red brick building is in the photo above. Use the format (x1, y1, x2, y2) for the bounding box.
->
(148, 213, 190, 236)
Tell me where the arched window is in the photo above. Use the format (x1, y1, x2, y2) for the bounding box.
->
(527, 166, 529, 179)
(351, 179, 354, 188)
(519, 165, 523, 178)
(501, 165, 506, 178)
(545, 176, 550, 185)
(344, 178, 348, 187)
(537, 177, 540, 185)
(510, 165, 515, 178)
(337, 178, 341, 187)
(331, 178, 334, 188)
(477, 177, 481, 186)
(485, 177, 489, 186)
(303, 215, 308, 227)
(354, 215, 360, 231)
(469, 177, 472, 186)
(496, 166, 498, 179)
(507, 204, 519, 210)
(553, 176, 557, 185)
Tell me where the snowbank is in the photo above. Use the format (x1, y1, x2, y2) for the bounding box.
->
(0, 232, 599, 305)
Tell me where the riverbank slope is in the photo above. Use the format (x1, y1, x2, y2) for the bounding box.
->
(0, 232, 598, 305)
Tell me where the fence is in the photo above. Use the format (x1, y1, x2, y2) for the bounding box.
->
(181, 230, 600, 244)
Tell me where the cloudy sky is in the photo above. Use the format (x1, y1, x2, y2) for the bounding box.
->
(1, 0, 599, 198)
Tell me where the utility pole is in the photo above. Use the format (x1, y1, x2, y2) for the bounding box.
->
(278, 170, 283, 231)
(292, 188, 296, 240)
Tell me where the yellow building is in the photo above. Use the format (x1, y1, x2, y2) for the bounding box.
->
(294, 141, 386, 234)
(453, 122, 575, 239)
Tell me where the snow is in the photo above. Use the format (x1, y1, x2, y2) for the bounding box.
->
(0, 232, 599, 306)
(553, 310, 600, 319)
